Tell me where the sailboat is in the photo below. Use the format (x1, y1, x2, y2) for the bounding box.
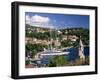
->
(30, 25, 69, 67)
(40, 26, 69, 56)
(79, 36, 85, 61)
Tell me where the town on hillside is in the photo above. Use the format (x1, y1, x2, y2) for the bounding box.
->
(25, 24, 89, 68)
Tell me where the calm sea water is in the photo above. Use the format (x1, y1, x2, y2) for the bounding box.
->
(40, 47, 89, 65)
(66, 47, 89, 61)
(31, 47, 89, 67)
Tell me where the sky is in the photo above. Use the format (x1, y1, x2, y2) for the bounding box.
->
(25, 12, 89, 29)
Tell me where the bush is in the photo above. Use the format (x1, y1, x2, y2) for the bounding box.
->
(61, 40, 72, 47)
(47, 55, 68, 67)
(26, 43, 48, 58)
(25, 60, 30, 65)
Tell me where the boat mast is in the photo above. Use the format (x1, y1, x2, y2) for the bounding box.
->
(50, 26, 52, 50)
(56, 28, 59, 49)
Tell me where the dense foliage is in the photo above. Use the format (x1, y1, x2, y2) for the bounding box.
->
(46, 55, 89, 67)
(47, 55, 68, 67)
(25, 43, 48, 58)
(61, 40, 72, 47)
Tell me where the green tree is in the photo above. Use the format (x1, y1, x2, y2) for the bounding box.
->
(61, 40, 72, 47)
(26, 43, 47, 58)
(47, 55, 68, 67)
(73, 39, 79, 47)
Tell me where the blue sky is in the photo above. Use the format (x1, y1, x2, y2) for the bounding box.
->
(25, 12, 89, 29)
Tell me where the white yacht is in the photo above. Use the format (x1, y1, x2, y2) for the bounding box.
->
(39, 26, 69, 57)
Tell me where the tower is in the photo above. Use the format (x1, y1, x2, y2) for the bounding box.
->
(79, 37, 85, 61)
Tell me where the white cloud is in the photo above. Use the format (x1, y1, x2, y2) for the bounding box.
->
(31, 15, 50, 24)
(26, 14, 53, 28)
(26, 15, 31, 24)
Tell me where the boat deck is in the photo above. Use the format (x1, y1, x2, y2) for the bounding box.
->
(40, 51, 69, 56)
